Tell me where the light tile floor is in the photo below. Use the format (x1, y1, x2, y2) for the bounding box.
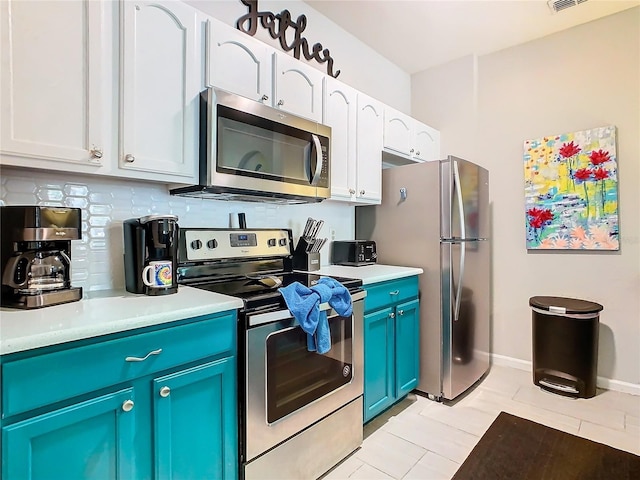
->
(323, 365, 640, 480)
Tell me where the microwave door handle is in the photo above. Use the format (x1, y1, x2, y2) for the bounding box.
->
(310, 134, 323, 186)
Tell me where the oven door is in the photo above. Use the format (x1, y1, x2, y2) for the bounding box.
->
(244, 292, 364, 462)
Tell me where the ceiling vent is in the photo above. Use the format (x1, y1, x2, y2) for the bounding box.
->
(547, 0, 588, 13)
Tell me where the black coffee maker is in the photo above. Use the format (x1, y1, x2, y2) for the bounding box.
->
(1, 206, 83, 309)
(123, 215, 179, 296)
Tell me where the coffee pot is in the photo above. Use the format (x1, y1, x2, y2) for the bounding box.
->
(1, 206, 82, 309)
(123, 215, 179, 296)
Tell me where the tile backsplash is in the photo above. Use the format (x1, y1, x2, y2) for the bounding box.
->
(0, 167, 355, 293)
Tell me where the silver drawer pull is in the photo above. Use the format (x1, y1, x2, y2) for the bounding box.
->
(398, 310, 404, 316)
(389, 312, 395, 318)
(125, 348, 162, 362)
(122, 399, 134, 412)
(389, 290, 400, 295)
(159, 386, 171, 398)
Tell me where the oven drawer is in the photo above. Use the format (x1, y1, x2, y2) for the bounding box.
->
(2, 311, 236, 418)
(363, 276, 419, 313)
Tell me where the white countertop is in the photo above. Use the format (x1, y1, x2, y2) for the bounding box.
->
(0, 287, 243, 355)
(314, 264, 423, 284)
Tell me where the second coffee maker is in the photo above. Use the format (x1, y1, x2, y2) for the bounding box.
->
(123, 215, 178, 296)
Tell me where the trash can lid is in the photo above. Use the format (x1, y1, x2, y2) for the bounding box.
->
(529, 296, 603, 314)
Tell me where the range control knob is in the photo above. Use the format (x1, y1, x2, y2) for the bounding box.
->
(207, 239, 218, 249)
(278, 238, 287, 246)
(190, 239, 203, 250)
(267, 238, 277, 247)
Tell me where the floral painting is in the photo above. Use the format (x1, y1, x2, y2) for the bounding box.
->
(523, 125, 618, 250)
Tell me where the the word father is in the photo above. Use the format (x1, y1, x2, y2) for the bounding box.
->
(236, 0, 340, 78)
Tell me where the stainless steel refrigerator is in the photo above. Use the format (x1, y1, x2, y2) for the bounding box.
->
(356, 156, 490, 401)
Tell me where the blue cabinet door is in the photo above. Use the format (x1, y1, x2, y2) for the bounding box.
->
(363, 307, 395, 423)
(153, 357, 237, 480)
(2, 388, 135, 480)
(395, 299, 420, 399)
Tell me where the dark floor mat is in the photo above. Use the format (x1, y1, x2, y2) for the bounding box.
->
(452, 411, 640, 480)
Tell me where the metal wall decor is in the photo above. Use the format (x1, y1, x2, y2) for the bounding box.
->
(236, 0, 341, 78)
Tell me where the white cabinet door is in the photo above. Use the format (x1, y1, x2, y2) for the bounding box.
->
(273, 52, 324, 122)
(120, 0, 200, 182)
(383, 107, 412, 157)
(413, 122, 441, 162)
(0, 0, 106, 170)
(356, 94, 383, 204)
(206, 18, 271, 103)
(324, 77, 357, 202)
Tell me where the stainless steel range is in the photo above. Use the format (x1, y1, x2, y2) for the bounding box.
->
(177, 228, 365, 479)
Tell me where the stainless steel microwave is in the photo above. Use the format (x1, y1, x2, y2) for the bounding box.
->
(171, 88, 331, 203)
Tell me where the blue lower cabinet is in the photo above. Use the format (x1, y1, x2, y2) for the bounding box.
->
(153, 357, 237, 480)
(363, 307, 395, 422)
(363, 277, 420, 423)
(2, 388, 135, 479)
(1, 311, 238, 480)
(395, 299, 420, 398)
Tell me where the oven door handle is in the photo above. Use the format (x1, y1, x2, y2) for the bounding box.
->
(249, 290, 366, 328)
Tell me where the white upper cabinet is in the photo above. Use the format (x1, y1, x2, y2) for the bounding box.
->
(384, 106, 440, 162)
(206, 20, 323, 123)
(120, 0, 201, 182)
(272, 51, 324, 123)
(206, 18, 271, 103)
(323, 77, 357, 202)
(356, 93, 384, 204)
(0, 0, 107, 172)
(412, 122, 441, 162)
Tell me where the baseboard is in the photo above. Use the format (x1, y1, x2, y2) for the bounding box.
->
(490, 353, 640, 396)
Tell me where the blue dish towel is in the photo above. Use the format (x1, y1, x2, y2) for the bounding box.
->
(278, 277, 353, 354)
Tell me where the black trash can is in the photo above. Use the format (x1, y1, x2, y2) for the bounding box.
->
(530, 296, 603, 399)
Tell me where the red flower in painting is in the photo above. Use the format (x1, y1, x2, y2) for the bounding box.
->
(592, 167, 610, 181)
(573, 168, 591, 182)
(559, 141, 581, 158)
(588, 149, 611, 166)
(527, 207, 554, 229)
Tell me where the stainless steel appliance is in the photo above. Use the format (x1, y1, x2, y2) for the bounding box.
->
(177, 228, 365, 479)
(331, 240, 377, 266)
(356, 156, 490, 401)
(123, 215, 179, 296)
(171, 88, 331, 204)
(1, 205, 82, 309)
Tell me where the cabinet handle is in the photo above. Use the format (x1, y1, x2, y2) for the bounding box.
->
(360, 189, 365, 196)
(159, 386, 171, 398)
(389, 290, 400, 296)
(90, 147, 103, 159)
(410, 148, 415, 153)
(349, 188, 355, 195)
(398, 309, 404, 316)
(124, 153, 135, 163)
(415, 151, 420, 156)
(277, 99, 284, 106)
(125, 348, 162, 362)
(389, 312, 395, 318)
(261, 94, 269, 102)
(122, 399, 134, 412)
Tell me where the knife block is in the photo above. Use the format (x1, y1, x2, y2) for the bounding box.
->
(286, 238, 320, 272)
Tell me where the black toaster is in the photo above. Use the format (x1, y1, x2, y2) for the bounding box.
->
(331, 240, 377, 266)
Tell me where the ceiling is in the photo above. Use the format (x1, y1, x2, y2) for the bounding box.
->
(303, 0, 639, 74)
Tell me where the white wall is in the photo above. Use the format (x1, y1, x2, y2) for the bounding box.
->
(411, 8, 640, 388)
(185, 0, 411, 112)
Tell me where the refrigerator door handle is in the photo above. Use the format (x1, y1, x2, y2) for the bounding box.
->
(453, 242, 466, 322)
(453, 159, 467, 239)
(452, 160, 467, 322)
